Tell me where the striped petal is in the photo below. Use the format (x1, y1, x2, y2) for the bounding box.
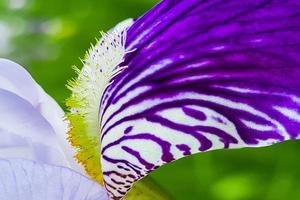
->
(99, 0, 300, 199)
(0, 158, 108, 200)
(0, 59, 83, 173)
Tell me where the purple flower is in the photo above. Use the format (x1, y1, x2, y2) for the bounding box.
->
(1, 0, 300, 200)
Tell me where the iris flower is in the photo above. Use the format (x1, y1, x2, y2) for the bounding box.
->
(1, 0, 300, 199)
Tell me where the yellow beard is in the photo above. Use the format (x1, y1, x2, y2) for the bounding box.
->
(65, 19, 133, 185)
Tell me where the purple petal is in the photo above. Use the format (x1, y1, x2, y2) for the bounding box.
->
(0, 59, 84, 174)
(99, 0, 300, 198)
(0, 158, 108, 200)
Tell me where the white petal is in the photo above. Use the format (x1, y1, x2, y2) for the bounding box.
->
(0, 89, 67, 165)
(0, 158, 108, 200)
(0, 58, 39, 104)
(0, 59, 83, 173)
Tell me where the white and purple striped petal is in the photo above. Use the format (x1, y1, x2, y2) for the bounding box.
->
(99, 0, 300, 198)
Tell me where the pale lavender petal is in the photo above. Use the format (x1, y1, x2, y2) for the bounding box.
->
(0, 58, 84, 174)
(0, 89, 70, 166)
(0, 80, 107, 199)
(0, 158, 108, 200)
(0, 59, 39, 105)
(99, 0, 300, 198)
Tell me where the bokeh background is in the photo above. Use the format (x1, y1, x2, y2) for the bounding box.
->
(1, 0, 300, 199)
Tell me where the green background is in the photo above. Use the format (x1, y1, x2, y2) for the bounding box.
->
(1, 0, 300, 199)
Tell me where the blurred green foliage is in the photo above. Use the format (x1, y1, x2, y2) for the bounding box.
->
(0, 0, 158, 105)
(1, 0, 300, 199)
